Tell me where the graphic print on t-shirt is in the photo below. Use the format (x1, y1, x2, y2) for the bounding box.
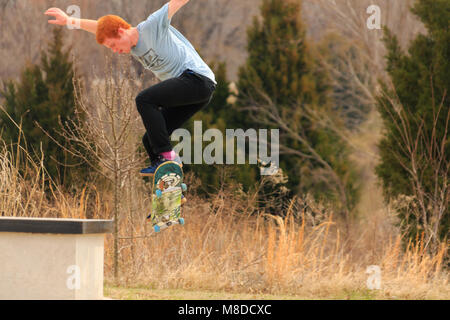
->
(136, 48, 165, 70)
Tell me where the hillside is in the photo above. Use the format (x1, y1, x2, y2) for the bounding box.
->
(0, 0, 423, 83)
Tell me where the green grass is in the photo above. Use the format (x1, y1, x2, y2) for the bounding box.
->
(104, 285, 389, 300)
(104, 286, 318, 300)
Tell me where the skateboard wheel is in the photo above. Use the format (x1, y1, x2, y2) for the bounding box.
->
(181, 183, 187, 191)
(156, 189, 163, 198)
(154, 225, 161, 233)
(178, 218, 185, 225)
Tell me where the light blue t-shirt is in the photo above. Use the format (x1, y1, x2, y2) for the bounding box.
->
(131, 3, 216, 84)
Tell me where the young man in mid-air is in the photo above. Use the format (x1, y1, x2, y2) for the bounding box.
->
(45, 0, 216, 175)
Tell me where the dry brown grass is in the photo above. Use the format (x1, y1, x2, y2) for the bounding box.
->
(0, 140, 448, 300)
(103, 174, 448, 299)
(0, 134, 103, 220)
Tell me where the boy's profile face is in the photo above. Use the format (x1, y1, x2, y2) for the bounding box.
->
(103, 28, 132, 54)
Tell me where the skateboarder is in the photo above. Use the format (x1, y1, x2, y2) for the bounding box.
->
(45, 0, 216, 175)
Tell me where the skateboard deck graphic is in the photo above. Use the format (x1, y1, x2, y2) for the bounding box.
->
(147, 161, 187, 233)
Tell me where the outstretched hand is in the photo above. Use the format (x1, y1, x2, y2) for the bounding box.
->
(44, 8, 69, 26)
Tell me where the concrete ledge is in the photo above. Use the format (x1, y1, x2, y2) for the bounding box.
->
(0, 216, 113, 300)
(0, 217, 113, 234)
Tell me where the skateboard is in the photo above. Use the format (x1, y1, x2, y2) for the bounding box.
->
(146, 161, 187, 233)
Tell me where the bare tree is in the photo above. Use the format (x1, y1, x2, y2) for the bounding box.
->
(306, 0, 424, 72)
(54, 54, 146, 280)
(304, 0, 425, 144)
(242, 86, 354, 231)
(379, 84, 449, 253)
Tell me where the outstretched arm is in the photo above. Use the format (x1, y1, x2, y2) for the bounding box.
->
(45, 8, 97, 34)
(168, 0, 190, 20)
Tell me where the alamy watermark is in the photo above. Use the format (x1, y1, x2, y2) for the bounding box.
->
(172, 121, 280, 176)
(66, 5, 81, 30)
(367, 5, 381, 30)
(366, 265, 382, 290)
(66, 265, 81, 290)
(66, 4, 382, 31)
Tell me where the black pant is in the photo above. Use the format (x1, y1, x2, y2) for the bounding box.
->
(135, 69, 216, 162)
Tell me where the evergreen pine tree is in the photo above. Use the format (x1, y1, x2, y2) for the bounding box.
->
(183, 62, 258, 194)
(236, 0, 360, 214)
(1, 28, 87, 188)
(376, 0, 449, 242)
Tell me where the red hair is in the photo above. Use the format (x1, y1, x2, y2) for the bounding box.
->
(96, 15, 131, 44)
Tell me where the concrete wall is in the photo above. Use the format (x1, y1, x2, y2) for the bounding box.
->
(0, 233, 104, 300)
(0, 217, 113, 300)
